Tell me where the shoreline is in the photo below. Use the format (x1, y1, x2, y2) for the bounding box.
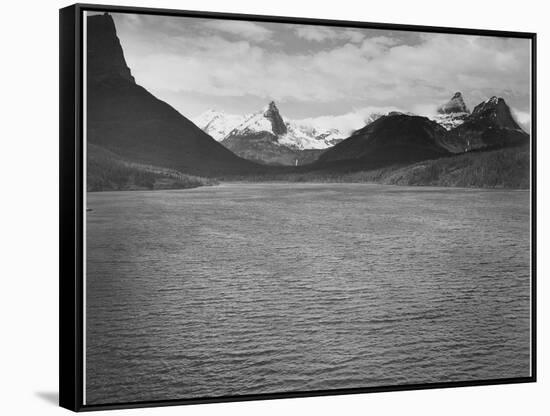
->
(87, 180, 530, 193)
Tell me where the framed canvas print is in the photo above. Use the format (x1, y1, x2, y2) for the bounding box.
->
(59, 3, 537, 411)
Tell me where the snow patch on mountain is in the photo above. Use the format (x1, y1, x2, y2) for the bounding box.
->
(194, 104, 408, 150)
(196, 104, 351, 150)
(431, 113, 470, 130)
(280, 123, 344, 150)
(430, 92, 471, 130)
(226, 106, 345, 150)
(192, 110, 245, 141)
(229, 111, 275, 137)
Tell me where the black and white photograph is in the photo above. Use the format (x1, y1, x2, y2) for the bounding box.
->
(81, 7, 533, 407)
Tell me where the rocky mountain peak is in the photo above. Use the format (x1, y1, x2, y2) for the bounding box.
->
(85, 12, 261, 178)
(470, 96, 521, 130)
(472, 96, 505, 114)
(87, 13, 135, 84)
(437, 92, 470, 114)
(263, 101, 287, 135)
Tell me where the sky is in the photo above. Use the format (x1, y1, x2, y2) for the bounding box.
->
(92, 12, 532, 131)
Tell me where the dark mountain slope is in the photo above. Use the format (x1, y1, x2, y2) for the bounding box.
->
(316, 113, 450, 170)
(222, 132, 324, 166)
(224, 145, 530, 189)
(87, 144, 215, 191)
(87, 14, 262, 177)
(443, 96, 529, 152)
(372, 145, 530, 188)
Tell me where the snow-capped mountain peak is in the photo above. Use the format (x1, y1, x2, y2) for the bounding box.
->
(279, 123, 344, 150)
(431, 92, 471, 130)
(196, 102, 347, 150)
(192, 110, 245, 141)
(228, 110, 275, 137)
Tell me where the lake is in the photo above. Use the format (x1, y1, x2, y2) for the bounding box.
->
(85, 183, 531, 404)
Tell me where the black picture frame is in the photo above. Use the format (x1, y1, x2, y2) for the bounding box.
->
(60, 3, 537, 412)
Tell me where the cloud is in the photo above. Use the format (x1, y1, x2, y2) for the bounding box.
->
(295, 106, 401, 135)
(202, 20, 273, 42)
(294, 25, 365, 43)
(112, 13, 531, 118)
(512, 108, 531, 132)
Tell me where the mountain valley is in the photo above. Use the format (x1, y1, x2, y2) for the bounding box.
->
(86, 13, 531, 190)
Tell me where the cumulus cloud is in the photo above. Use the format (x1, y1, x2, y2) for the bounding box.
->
(111, 13, 532, 119)
(294, 25, 365, 43)
(512, 108, 531, 132)
(202, 20, 273, 42)
(295, 106, 402, 135)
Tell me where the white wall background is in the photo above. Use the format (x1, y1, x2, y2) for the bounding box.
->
(0, 0, 547, 414)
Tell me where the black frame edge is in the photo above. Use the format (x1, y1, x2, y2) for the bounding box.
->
(60, 4, 84, 412)
(78, 377, 535, 412)
(60, 2, 537, 412)
(530, 33, 537, 382)
(73, 2, 535, 38)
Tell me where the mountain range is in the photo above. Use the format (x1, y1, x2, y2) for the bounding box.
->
(193, 104, 345, 148)
(192, 102, 345, 165)
(86, 13, 530, 190)
(87, 13, 264, 185)
(317, 113, 450, 169)
(193, 90, 527, 168)
(442, 96, 529, 153)
(316, 95, 528, 172)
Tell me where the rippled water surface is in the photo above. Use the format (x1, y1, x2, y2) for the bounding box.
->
(86, 183, 531, 404)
